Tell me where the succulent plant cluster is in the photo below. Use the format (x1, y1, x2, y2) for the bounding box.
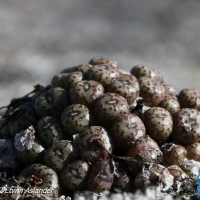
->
(0, 56, 200, 199)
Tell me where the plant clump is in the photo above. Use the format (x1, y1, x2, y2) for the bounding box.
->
(0, 56, 199, 199)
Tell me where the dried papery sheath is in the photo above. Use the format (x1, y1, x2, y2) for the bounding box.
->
(179, 159, 200, 176)
(74, 126, 112, 163)
(14, 126, 44, 165)
(133, 163, 174, 192)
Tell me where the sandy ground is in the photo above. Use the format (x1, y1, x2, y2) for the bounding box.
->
(0, 0, 200, 107)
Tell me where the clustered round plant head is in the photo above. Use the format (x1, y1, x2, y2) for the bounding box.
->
(0, 56, 200, 199)
(144, 107, 173, 141)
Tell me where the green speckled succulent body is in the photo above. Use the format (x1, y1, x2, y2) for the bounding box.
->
(61, 104, 94, 136)
(37, 116, 65, 147)
(185, 142, 200, 161)
(89, 56, 118, 69)
(131, 65, 164, 83)
(163, 84, 178, 95)
(17, 164, 59, 198)
(44, 140, 76, 172)
(178, 88, 200, 111)
(51, 71, 83, 91)
(159, 93, 180, 114)
(109, 113, 145, 151)
(106, 75, 140, 105)
(144, 107, 173, 141)
(172, 108, 200, 145)
(138, 77, 165, 106)
(35, 87, 70, 117)
(94, 92, 130, 126)
(59, 160, 90, 191)
(61, 63, 92, 78)
(70, 80, 104, 108)
(86, 64, 120, 87)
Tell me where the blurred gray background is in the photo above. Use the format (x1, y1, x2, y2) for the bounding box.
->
(0, 0, 200, 107)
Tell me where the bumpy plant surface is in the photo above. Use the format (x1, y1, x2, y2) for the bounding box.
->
(0, 57, 199, 200)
